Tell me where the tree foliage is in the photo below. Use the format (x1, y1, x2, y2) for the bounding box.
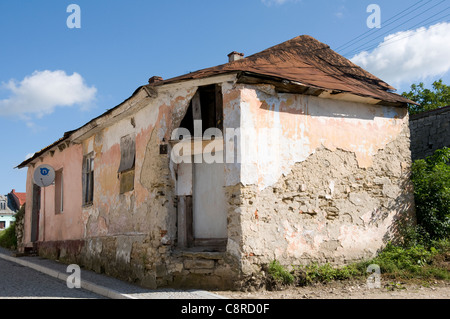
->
(411, 147, 450, 242)
(402, 79, 450, 115)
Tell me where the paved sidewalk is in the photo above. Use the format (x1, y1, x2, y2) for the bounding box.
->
(0, 247, 226, 299)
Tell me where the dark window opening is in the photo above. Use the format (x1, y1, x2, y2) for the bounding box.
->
(179, 84, 223, 137)
(83, 154, 94, 205)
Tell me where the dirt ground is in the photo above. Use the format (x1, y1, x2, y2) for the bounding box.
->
(212, 279, 450, 299)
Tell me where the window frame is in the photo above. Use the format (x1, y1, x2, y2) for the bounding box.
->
(83, 153, 95, 206)
(118, 134, 136, 194)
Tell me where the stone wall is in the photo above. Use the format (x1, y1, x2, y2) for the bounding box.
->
(14, 206, 25, 252)
(409, 105, 450, 160)
(37, 235, 240, 290)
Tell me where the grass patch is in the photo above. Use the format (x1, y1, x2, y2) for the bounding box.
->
(298, 263, 363, 285)
(265, 239, 449, 290)
(268, 260, 294, 286)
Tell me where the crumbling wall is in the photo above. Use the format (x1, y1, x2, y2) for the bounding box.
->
(77, 86, 195, 286)
(233, 85, 415, 278)
(78, 82, 242, 290)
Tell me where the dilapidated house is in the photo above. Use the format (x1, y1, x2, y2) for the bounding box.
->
(17, 35, 416, 289)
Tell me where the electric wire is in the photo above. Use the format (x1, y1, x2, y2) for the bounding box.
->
(342, 9, 450, 57)
(335, 0, 431, 52)
(341, 0, 448, 56)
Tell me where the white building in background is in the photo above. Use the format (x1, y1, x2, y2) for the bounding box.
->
(0, 190, 26, 230)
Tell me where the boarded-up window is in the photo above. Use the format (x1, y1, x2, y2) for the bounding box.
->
(118, 135, 136, 173)
(119, 134, 135, 194)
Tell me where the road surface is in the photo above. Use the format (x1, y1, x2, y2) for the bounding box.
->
(0, 257, 105, 299)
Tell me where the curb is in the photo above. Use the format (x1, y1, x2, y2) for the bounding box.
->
(0, 252, 228, 299)
(0, 252, 134, 299)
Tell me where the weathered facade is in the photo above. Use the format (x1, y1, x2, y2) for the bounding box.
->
(18, 36, 416, 290)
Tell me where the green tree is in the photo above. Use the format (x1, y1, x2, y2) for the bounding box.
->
(402, 79, 450, 115)
(411, 147, 450, 242)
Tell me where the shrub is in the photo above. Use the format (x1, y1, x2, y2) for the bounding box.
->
(0, 222, 17, 250)
(411, 147, 450, 242)
(358, 241, 450, 280)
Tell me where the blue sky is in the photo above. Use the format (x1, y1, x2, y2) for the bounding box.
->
(1, 0, 449, 195)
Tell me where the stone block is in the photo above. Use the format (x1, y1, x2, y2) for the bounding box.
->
(184, 259, 215, 269)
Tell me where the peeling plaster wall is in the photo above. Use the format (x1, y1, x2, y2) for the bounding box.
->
(239, 85, 408, 189)
(25, 79, 241, 290)
(77, 83, 241, 289)
(233, 85, 415, 275)
(78, 85, 199, 283)
(23, 144, 84, 245)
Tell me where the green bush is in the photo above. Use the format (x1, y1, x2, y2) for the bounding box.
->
(411, 147, 450, 242)
(268, 260, 294, 285)
(371, 242, 434, 273)
(0, 222, 17, 250)
(357, 240, 450, 280)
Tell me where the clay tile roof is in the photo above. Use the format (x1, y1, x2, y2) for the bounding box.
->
(16, 35, 416, 171)
(150, 35, 414, 105)
(11, 189, 26, 207)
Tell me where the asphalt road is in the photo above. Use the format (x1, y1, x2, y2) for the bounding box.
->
(0, 257, 106, 299)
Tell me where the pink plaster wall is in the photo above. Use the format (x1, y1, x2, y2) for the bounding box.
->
(23, 144, 83, 245)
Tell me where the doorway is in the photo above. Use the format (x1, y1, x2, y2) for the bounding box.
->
(30, 184, 40, 242)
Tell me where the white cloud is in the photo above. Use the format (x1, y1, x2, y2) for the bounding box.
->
(350, 22, 450, 88)
(0, 70, 97, 118)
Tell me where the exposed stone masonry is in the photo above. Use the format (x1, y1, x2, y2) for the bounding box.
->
(409, 105, 450, 160)
(233, 128, 415, 282)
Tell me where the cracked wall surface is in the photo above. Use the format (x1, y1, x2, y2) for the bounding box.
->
(231, 85, 415, 276)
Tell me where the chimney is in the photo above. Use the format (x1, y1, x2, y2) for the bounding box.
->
(148, 76, 163, 84)
(227, 51, 244, 63)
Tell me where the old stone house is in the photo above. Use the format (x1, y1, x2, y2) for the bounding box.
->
(17, 35, 416, 289)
